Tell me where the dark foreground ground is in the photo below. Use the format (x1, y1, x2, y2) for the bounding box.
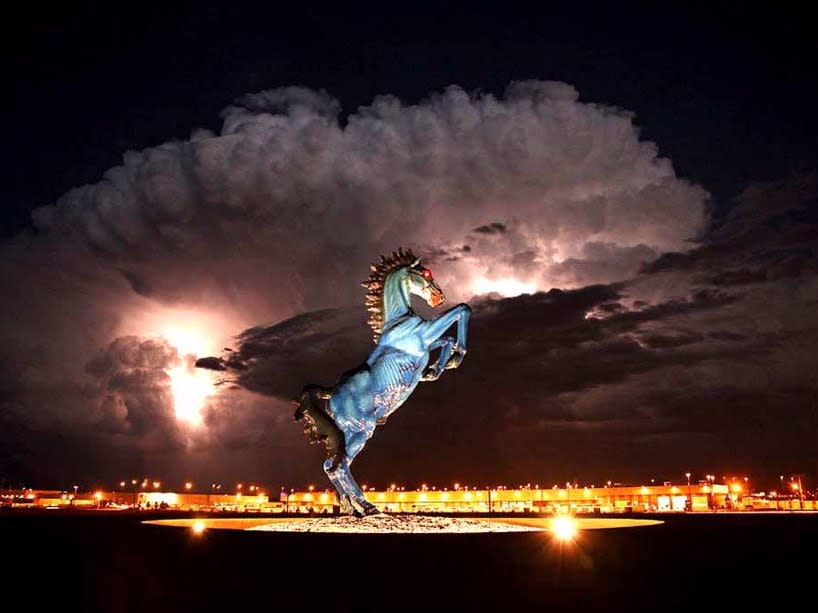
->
(1, 510, 816, 612)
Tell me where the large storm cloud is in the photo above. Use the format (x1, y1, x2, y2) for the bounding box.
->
(0, 80, 754, 487)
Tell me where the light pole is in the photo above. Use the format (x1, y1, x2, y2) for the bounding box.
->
(705, 475, 715, 510)
(779, 475, 785, 511)
(792, 475, 805, 510)
(798, 475, 805, 509)
(685, 473, 691, 512)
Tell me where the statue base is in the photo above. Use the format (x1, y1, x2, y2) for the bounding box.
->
(144, 515, 662, 534)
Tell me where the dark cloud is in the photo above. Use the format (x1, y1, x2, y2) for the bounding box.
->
(198, 175, 818, 485)
(85, 336, 182, 445)
(472, 222, 507, 235)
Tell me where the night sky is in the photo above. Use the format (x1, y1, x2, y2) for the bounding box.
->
(1, 3, 816, 491)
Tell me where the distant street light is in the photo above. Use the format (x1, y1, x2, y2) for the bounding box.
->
(685, 472, 692, 512)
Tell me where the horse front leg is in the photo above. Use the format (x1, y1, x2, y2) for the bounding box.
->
(422, 303, 471, 370)
(446, 303, 470, 369)
(422, 336, 456, 381)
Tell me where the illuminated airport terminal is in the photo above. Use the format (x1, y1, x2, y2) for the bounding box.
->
(2, 477, 813, 513)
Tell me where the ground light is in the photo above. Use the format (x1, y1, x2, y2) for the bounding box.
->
(550, 516, 578, 542)
(191, 520, 206, 535)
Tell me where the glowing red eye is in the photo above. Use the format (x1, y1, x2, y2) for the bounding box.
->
(422, 269, 432, 279)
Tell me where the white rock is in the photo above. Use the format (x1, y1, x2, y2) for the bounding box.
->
(248, 514, 542, 534)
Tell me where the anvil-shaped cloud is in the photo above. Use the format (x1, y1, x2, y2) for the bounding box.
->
(3, 81, 813, 487)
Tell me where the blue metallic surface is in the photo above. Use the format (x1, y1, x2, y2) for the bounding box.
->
(295, 249, 470, 515)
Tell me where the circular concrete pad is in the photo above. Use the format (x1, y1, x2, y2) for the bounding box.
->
(144, 515, 662, 534)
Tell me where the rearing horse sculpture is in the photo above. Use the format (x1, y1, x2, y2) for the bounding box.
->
(294, 248, 471, 516)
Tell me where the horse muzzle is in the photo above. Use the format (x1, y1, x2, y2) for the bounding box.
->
(428, 288, 445, 308)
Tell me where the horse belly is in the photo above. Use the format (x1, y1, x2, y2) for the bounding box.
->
(371, 352, 425, 419)
(329, 370, 375, 433)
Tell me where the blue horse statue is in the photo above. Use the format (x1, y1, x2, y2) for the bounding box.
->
(294, 248, 471, 516)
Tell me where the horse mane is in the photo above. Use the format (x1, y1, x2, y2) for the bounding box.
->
(361, 247, 418, 342)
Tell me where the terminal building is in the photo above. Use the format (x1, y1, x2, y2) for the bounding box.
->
(283, 484, 737, 514)
(0, 489, 270, 511)
(281, 482, 814, 513)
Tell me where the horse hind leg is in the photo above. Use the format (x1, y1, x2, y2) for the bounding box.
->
(333, 432, 380, 517)
(294, 386, 355, 512)
(323, 458, 355, 515)
(326, 458, 378, 517)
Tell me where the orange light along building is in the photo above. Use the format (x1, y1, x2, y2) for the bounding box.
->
(284, 483, 748, 514)
(5, 483, 814, 513)
(0, 489, 115, 508)
(0, 489, 272, 511)
(136, 491, 270, 511)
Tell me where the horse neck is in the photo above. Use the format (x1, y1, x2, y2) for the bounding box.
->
(382, 269, 411, 325)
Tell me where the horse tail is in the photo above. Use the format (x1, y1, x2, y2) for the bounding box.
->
(293, 385, 345, 470)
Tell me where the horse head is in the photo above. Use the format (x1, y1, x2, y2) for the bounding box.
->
(405, 258, 445, 308)
(362, 248, 445, 342)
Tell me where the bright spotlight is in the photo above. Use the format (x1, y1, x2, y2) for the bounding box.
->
(191, 520, 206, 535)
(551, 516, 578, 542)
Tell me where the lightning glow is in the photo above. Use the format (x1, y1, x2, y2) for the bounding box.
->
(472, 277, 538, 297)
(152, 322, 218, 427)
(168, 360, 213, 426)
(161, 326, 212, 359)
(126, 307, 234, 427)
(158, 323, 218, 426)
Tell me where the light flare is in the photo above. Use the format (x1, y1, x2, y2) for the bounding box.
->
(551, 516, 578, 541)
